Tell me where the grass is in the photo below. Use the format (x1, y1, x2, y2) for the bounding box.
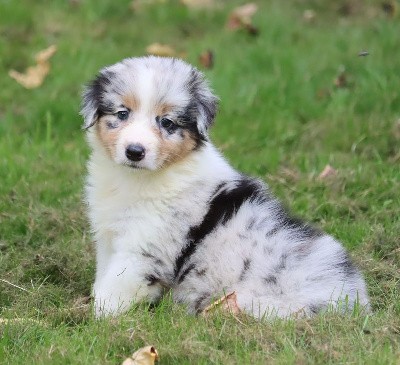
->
(0, 0, 399, 363)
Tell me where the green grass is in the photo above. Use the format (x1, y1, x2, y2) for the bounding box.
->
(1, 0, 399, 363)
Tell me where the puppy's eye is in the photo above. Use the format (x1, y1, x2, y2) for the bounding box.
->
(116, 110, 129, 120)
(160, 118, 175, 129)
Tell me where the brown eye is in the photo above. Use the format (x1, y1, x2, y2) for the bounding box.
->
(117, 110, 129, 120)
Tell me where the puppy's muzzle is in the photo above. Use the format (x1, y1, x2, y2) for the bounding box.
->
(125, 144, 146, 162)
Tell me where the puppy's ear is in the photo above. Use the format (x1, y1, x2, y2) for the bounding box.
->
(188, 69, 219, 137)
(80, 71, 114, 130)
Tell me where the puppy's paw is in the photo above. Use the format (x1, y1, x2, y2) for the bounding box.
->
(93, 283, 133, 318)
(93, 294, 131, 318)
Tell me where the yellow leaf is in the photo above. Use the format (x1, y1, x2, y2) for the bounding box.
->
(227, 3, 258, 34)
(146, 43, 176, 57)
(9, 45, 57, 89)
(122, 346, 159, 365)
(202, 291, 241, 316)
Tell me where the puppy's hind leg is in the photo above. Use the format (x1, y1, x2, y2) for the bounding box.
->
(234, 290, 310, 319)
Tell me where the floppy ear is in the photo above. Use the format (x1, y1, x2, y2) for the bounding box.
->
(80, 71, 114, 130)
(188, 69, 219, 137)
(80, 88, 98, 130)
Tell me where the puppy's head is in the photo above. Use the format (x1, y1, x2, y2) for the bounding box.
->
(81, 56, 218, 170)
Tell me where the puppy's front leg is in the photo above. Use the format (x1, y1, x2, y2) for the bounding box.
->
(93, 252, 156, 317)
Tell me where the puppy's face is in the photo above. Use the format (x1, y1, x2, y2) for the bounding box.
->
(81, 56, 218, 170)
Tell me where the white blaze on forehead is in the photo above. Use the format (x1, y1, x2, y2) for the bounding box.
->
(106, 57, 193, 115)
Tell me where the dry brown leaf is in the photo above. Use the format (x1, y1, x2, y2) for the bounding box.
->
(334, 71, 348, 88)
(318, 165, 337, 180)
(202, 291, 241, 316)
(146, 43, 176, 57)
(9, 45, 57, 89)
(122, 346, 159, 365)
(199, 50, 214, 69)
(382, 1, 397, 17)
(227, 3, 259, 35)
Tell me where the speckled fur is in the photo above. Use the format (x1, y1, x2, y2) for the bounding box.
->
(81, 56, 370, 318)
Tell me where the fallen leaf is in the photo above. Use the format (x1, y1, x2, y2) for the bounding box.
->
(333, 66, 348, 88)
(146, 43, 176, 57)
(202, 291, 241, 315)
(303, 9, 316, 23)
(382, 1, 397, 17)
(122, 346, 159, 365)
(318, 165, 337, 180)
(9, 45, 57, 89)
(199, 50, 214, 69)
(358, 50, 369, 57)
(226, 3, 259, 35)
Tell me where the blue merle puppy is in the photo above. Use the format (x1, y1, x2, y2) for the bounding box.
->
(81, 56, 370, 318)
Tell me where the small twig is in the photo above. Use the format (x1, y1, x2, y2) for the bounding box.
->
(0, 279, 32, 293)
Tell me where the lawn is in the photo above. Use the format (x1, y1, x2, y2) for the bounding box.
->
(0, 0, 399, 363)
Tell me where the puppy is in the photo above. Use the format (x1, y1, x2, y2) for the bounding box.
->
(81, 56, 369, 318)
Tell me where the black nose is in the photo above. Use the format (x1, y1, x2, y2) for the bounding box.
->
(125, 144, 146, 161)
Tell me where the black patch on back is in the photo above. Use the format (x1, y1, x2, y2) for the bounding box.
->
(266, 206, 323, 241)
(176, 263, 196, 284)
(174, 178, 266, 282)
